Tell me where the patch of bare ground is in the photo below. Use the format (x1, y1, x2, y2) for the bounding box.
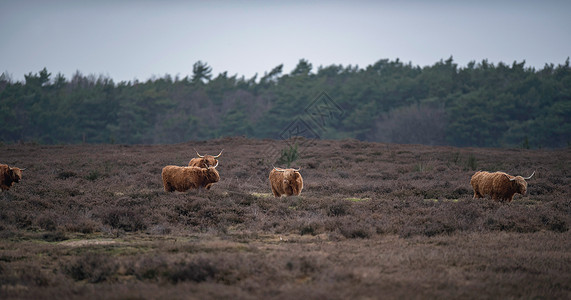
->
(0, 137, 570, 299)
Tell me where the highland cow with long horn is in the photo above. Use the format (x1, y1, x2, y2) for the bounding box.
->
(162, 162, 220, 192)
(470, 171, 535, 202)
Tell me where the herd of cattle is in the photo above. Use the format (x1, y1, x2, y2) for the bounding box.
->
(1, 149, 535, 202)
(160, 150, 304, 197)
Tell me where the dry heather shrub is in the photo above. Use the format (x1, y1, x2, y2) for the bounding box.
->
(63, 254, 118, 283)
(399, 200, 483, 238)
(326, 216, 374, 239)
(40, 231, 68, 242)
(129, 256, 169, 281)
(167, 258, 219, 283)
(0, 264, 50, 287)
(35, 213, 58, 231)
(64, 218, 100, 234)
(100, 206, 147, 232)
(326, 199, 352, 217)
(484, 204, 569, 233)
(298, 218, 325, 236)
(285, 255, 322, 276)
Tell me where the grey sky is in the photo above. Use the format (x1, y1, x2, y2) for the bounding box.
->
(1, 0, 570, 83)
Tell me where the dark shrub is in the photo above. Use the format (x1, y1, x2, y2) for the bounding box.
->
(57, 171, 77, 180)
(334, 218, 373, 239)
(327, 199, 351, 217)
(41, 231, 68, 242)
(399, 200, 482, 238)
(63, 254, 118, 283)
(167, 258, 219, 283)
(36, 214, 57, 231)
(299, 221, 322, 236)
(484, 206, 541, 233)
(65, 218, 99, 234)
(85, 170, 101, 181)
(340, 225, 372, 239)
(101, 207, 147, 232)
(133, 256, 168, 281)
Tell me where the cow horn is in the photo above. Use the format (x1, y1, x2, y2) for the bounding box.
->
(213, 149, 224, 158)
(210, 161, 219, 169)
(195, 149, 204, 158)
(503, 173, 517, 181)
(292, 167, 301, 172)
(523, 171, 535, 180)
(273, 166, 285, 172)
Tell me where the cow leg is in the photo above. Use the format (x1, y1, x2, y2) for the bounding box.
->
(271, 187, 281, 198)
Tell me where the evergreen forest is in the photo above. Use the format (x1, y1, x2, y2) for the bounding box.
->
(1, 57, 570, 148)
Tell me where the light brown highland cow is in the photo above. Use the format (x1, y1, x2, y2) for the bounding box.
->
(0, 164, 24, 191)
(269, 167, 303, 198)
(162, 163, 220, 192)
(470, 171, 535, 202)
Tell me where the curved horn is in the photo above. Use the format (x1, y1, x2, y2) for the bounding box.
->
(213, 149, 224, 158)
(194, 148, 204, 158)
(523, 171, 535, 180)
(503, 173, 517, 181)
(273, 166, 285, 172)
(292, 167, 301, 172)
(210, 161, 219, 169)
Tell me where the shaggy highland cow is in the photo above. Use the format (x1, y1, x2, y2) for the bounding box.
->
(188, 149, 223, 169)
(187, 149, 222, 190)
(162, 163, 220, 192)
(470, 170, 535, 202)
(0, 163, 24, 191)
(269, 167, 303, 198)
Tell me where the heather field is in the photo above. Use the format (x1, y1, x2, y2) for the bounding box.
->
(1, 137, 570, 299)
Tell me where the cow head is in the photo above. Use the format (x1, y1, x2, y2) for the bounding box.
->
(505, 171, 535, 195)
(10, 167, 23, 183)
(192, 149, 223, 168)
(205, 161, 220, 183)
(274, 167, 302, 193)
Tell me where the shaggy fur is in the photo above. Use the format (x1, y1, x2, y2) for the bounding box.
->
(470, 171, 532, 202)
(162, 165, 220, 192)
(0, 164, 23, 191)
(269, 167, 303, 198)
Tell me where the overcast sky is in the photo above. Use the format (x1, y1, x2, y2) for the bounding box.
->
(1, 0, 570, 83)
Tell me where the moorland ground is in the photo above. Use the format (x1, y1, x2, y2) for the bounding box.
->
(1, 137, 570, 299)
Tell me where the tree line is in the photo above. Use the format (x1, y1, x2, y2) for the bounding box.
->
(1, 58, 569, 148)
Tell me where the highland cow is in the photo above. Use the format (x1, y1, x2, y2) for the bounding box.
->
(0, 164, 24, 191)
(188, 149, 223, 169)
(470, 171, 535, 202)
(162, 163, 220, 192)
(269, 167, 303, 198)
(188, 149, 223, 190)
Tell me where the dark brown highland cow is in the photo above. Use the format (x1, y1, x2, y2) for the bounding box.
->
(269, 167, 303, 198)
(0, 163, 24, 191)
(162, 163, 220, 192)
(470, 170, 535, 202)
(188, 149, 223, 169)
